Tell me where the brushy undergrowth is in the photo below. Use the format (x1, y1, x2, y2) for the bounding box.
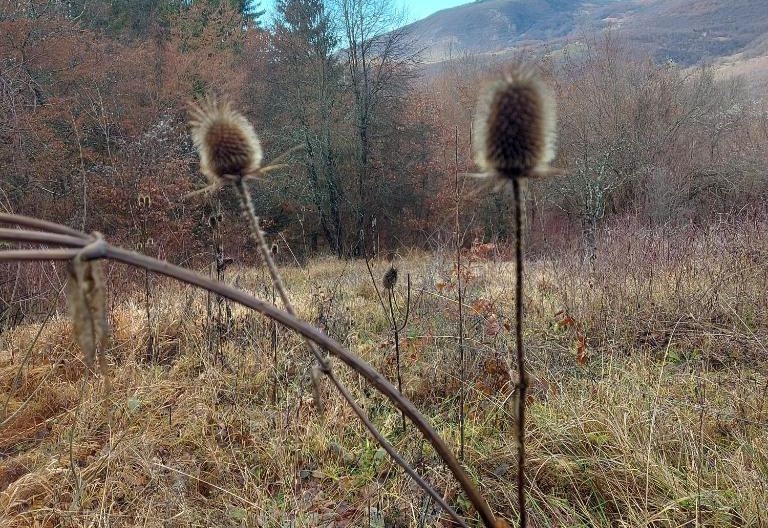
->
(1, 215, 767, 527)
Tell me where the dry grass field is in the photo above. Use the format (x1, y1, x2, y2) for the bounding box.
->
(1, 214, 767, 527)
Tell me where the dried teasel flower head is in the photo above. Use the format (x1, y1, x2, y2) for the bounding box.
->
(208, 212, 224, 229)
(383, 266, 398, 290)
(473, 70, 557, 179)
(188, 97, 263, 184)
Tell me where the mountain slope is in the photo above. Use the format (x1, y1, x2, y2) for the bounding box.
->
(405, 0, 768, 68)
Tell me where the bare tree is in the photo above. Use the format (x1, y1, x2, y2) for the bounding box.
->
(270, 0, 345, 256)
(543, 35, 752, 261)
(334, 0, 419, 255)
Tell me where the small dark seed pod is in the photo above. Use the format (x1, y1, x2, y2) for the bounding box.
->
(383, 266, 398, 290)
(271, 243, 279, 256)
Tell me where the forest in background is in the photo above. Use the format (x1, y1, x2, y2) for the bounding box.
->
(3, 2, 768, 526)
(2, 0, 767, 266)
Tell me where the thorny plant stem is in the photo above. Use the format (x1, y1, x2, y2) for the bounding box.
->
(231, 186, 485, 527)
(0, 214, 501, 528)
(455, 126, 466, 461)
(363, 257, 410, 432)
(512, 178, 528, 528)
(388, 288, 406, 431)
(235, 179, 293, 313)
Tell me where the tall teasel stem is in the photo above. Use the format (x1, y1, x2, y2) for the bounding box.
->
(455, 125, 466, 461)
(512, 177, 527, 527)
(234, 178, 293, 313)
(472, 68, 559, 528)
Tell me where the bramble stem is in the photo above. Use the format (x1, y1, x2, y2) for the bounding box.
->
(0, 213, 499, 528)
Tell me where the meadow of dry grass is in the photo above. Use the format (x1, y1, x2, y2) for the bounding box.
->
(1, 214, 767, 527)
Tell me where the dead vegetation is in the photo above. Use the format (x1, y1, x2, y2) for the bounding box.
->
(1, 209, 766, 527)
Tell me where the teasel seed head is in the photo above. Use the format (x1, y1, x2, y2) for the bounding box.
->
(208, 212, 224, 229)
(383, 266, 398, 290)
(188, 97, 263, 184)
(473, 70, 557, 179)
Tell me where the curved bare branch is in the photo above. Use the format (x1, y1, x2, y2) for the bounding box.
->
(0, 214, 500, 528)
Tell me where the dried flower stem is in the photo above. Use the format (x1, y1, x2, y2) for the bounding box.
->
(234, 178, 293, 311)
(364, 258, 410, 432)
(512, 177, 527, 528)
(455, 126, 467, 461)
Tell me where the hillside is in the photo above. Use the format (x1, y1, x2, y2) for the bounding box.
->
(406, 0, 768, 70)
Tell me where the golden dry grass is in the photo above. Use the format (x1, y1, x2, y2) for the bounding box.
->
(1, 221, 767, 527)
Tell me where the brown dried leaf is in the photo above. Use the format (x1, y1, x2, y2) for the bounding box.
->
(66, 258, 111, 391)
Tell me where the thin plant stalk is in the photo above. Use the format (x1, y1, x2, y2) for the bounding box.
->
(364, 256, 410, 432)
(512, 177, 527, 528)
(387, 279, 410, 432)
(234, 179, 292, 311)
(271, 279, 278, 406)
(387, 290, 403, 400)
(455, 126, 466, 461)
(696, 366, 705, 528)
(140, 204, 154, 362)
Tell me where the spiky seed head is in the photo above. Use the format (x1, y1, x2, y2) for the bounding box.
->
(188, 97, 263, 184)
(473, 70, 556, 179)
(383, 266, 398, 290)
(208, 212, 225, 229)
